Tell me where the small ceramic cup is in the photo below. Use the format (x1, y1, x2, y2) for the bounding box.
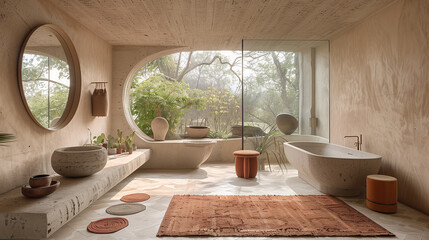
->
(29, 174, 52, 188)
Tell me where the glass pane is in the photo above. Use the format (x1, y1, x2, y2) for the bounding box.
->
(242, 40, 330, 170)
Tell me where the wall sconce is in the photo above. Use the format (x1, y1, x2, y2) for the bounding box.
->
(91, 82, 108, 116)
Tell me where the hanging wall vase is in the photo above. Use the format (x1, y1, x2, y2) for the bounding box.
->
(91, 82, 108, 116)
(151, 117, 169, 141)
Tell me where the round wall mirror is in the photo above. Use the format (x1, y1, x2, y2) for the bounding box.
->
(18, 24, 81, 130)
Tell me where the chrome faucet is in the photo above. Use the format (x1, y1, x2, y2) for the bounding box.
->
(344, 134, 362, 150)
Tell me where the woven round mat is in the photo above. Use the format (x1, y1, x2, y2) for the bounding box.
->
(87, 217, 128, 234)
(106, 203, 146, 215)
(120, 193, 150, 202)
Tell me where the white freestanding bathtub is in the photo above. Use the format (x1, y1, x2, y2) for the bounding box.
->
(284, 142, 381, 196)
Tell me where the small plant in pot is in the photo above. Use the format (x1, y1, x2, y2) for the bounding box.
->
(92, 133, 106, 147)
(113, 142, 121, 154)
(106, 135, 116, 155)
(116, 129, 125, 154)
(125, 132, 135, 154)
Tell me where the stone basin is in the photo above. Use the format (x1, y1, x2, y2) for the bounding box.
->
(51, 146, 107, 177)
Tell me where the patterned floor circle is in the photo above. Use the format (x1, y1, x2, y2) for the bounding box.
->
(87, 217, 128, 234)
(120, 193, 150, 202)
(106, 203, 146, 215)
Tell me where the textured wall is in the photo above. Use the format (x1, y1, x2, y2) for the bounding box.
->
(315, 43, 330, 139)
(330, 0, 429, 213)
(110, 46, 184, 141)
(299, 44, 330, 138)
(299, 48, 312, 135)
(111, 46, 245, 163)
(0, 0, 112, 194)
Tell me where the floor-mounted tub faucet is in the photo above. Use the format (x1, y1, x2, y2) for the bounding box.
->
(344, 134, 362, 150)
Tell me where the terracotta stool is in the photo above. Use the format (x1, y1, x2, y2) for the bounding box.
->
(366, 174, 397, 213)
(233, 150, 259, 179)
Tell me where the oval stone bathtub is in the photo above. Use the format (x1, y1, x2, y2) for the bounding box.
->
(284, 142, 381, 196)
(142, 140, 216, 169)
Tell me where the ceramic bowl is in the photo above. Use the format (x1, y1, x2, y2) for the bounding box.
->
(22, 180, 60, 198)
(51, 146, 107, 177)
(29, 174, 52, 188)
(276, 113, 298, 135)
(186, 126, 210, 138)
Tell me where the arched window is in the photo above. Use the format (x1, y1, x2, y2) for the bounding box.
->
(129, 51, 242, 140)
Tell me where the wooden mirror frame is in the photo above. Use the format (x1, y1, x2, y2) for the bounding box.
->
(18, 24, 81, 130)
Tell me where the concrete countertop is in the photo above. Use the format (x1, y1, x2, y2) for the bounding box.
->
(0, 149, 150, 239)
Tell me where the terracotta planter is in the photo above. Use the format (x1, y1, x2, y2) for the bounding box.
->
(186, 126, 210, 138)
(117, 148, 123, 154)
(128, 148, 133, 154)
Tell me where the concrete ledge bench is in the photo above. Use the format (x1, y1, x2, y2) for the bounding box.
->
(0, 149, 150, 239)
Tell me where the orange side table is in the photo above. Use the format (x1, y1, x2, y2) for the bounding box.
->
(233, 150, 259, 179)
(366, 175, 397, 213)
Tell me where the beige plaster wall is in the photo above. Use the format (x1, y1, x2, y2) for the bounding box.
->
(298, 49, 312, 135)
(0, 0, 112, 194)
(330, 0, 429, 213)
(110, 46, 186, 140)
(111, 46, 244, 163)
(299, 45, 330, 138)
(315, 43, 330, 139)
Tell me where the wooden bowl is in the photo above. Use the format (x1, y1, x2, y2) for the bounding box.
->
(29, 174, 52, 188)
(22, 180, 60, 198)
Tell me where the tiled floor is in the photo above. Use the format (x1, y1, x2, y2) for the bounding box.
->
(49, 163, 429, 240)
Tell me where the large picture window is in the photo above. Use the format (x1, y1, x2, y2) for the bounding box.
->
(128, 42, 328, 144)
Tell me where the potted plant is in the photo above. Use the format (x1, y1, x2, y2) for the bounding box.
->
(92, 133, 106, 147)
(250, 124, 288, 171)
(125, 132, 135, 154)
(106, 135, 116, 155)
(113, 142, 121, 154)
(116, 129, 125, 154)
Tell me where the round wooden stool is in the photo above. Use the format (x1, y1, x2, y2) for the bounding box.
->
(366, 174, 397, 213)
(233, 150, 259, 179)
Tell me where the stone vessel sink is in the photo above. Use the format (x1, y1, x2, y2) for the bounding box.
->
(51, 146, 107, 177)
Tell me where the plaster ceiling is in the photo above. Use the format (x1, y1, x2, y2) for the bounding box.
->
(49, 0, 396, 50)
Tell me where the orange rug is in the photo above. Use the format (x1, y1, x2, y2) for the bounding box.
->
(120, 193, 150, 202)
(157, 195, 394, 237)
(87, 217, 128, 234)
